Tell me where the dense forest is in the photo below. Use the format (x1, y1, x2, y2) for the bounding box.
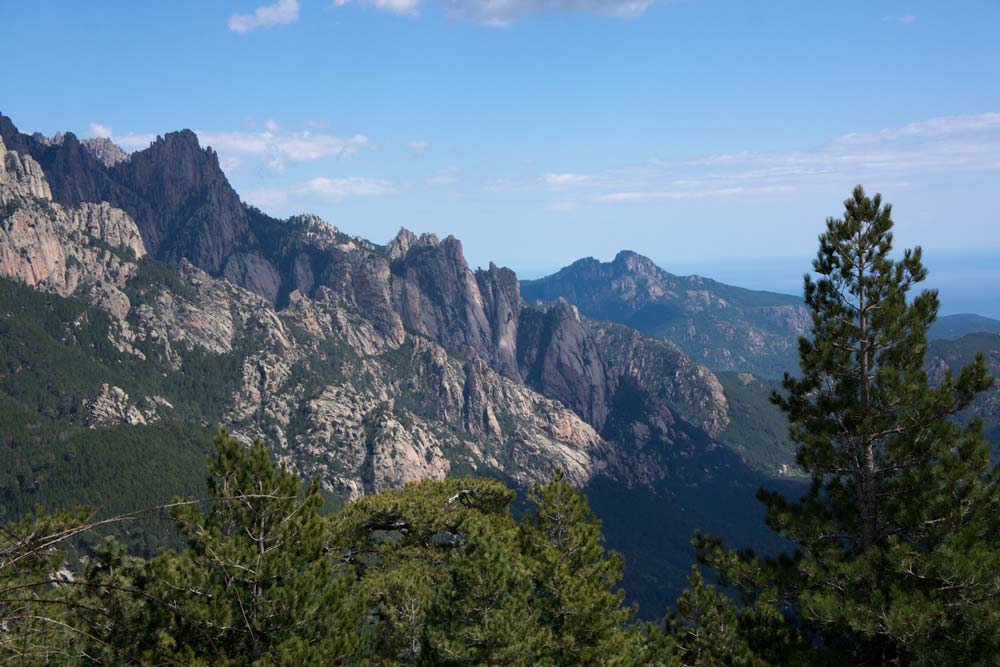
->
(3, 187, 1000, 666)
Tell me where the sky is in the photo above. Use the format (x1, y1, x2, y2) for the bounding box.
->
(2, 0, 999, 315)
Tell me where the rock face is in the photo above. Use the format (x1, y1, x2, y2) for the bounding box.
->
(388, 232, 523, 379)
(1, 134, 52, 203)
(86, 384, 172, 426)
(521, 250, 811, 378)
(0, 136, 146, 318)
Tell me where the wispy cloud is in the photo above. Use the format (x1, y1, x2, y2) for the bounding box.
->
(114, 133, 158, 151)
(333, 0, 421, 16)
(541, 172, 594, 188)
(86, 123, 113, 139)
(197, 129, 369, 163)
(441, 0, 655, 26)
(835, 112, 1000, 144)
(229, 0, 300, 33)
(245, 176, 396, 209)
(408, 139, 429, 150)
(598, 185, 794, 201)
(512, 112, 1000, 204)
(110, 125, 370, 176)
(882, 14, 916, 24)
(332, 0, 656, 25)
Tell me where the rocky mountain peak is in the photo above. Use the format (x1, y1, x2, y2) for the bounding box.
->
(123, 129, 227, 201)
(440, 235, 465, 262)
(417, 232, 440, 246)
(612, 249, 658, 275)
(387, 227, 418, 259)
(81, 136, 129, 168)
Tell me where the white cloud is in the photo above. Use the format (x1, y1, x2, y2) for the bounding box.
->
(836, 113, 1000, 144)
(113, 133, 158, 151)
(883, 14, 916, 24)
(332, 0, 655, 24)
(599, 185, 794, 202)
(408, 139, 429, 150)
(221, 156, 243, 173)
(197, 129, 370, 163)
(541, 172, 594, 187)
(105, 127, 371, 175)
(440, 0, 654, 25)
(229, 0, 300, 33)
(332, 0, 421, 16)
(245, 176, 396, 210)
(86, 123, 113, 139)
(265, 118, 281, 132)
(513, 112, 1000, 204)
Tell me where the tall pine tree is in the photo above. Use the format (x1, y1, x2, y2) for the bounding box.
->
(692, 186, 1000, 666)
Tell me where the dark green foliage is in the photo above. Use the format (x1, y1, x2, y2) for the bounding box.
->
(680, 186, 1000, 666)
(148, 430, 359, 666)
(663, 567, 772, 667)
(0, 277, 130, 418)
(520, 470, 636, 666)
(0, 401, 211, 554)
(331, 476, 523, 664)
(424, 516, 544, 666)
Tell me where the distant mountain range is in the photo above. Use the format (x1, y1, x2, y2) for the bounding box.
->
(929, 314, 1000, 341)
(522, 253, 1000, 379)
(521, 251, 810, 378)
(1, 112, 996, 615)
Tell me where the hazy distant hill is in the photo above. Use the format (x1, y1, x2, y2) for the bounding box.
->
(521, 251, 810, 378)
(930, 313, 1000, 340)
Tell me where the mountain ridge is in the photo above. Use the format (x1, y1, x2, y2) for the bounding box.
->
(0, 114, 806, 613)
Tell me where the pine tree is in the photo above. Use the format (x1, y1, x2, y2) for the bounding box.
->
(330, 477, 524, 666)
(691, 186, 1000, 666)
(424, 514, 546, 667)
(519, 470, 637, 667)
(663, 567, 770, 667)
(148, 430, 359, 666)
(0, 507, 93, 664)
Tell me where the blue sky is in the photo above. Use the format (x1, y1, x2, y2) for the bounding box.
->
(2, 1, 999, 314)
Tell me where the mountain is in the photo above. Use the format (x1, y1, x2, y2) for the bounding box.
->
(521, 251, 811, 378)
(0, 115, 801, 614)
(929, 313, 1000, 341)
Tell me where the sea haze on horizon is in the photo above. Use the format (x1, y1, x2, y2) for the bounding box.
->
(512, 247, 1000, 320)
